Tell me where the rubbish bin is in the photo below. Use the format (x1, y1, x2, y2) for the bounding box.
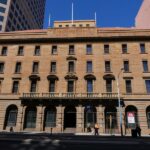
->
(131, 129, 137, 138)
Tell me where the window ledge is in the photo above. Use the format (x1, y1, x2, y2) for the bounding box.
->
(86, 53, 93, 55)
(34, 54, 41, 56)
(51, 54, 58, 56)
(140, 52, 148, 54)
(50, 72, 57, 74)
(32, 72, 39, 74)
(143, 71, 150, 73)
(68, 53, 75, 55)
(122, 53, 130, 54)
(123, 71, 132, 73)
(14, 73, 21, 74)
(86, 72, 94, 74)
(104, 71, 112, 73)
(17, 55, 24, 56)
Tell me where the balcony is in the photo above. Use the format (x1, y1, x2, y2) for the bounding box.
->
(21, 92, 119, 100)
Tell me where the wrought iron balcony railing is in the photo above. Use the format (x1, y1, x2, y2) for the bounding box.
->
(21, 92, 119, 99)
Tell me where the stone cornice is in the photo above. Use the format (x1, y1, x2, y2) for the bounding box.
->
(0, 28, 150, 44)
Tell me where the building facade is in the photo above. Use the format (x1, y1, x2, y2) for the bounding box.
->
(135, 0, 150, 29)
(0, 20, 150, 135)
(0, 0, 46, 32)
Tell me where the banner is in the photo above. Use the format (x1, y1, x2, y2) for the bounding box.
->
(127, 112, 135, 124)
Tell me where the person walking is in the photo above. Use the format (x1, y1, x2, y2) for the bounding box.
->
(136, 125, 141, 137)
(94, 123, 99, 135)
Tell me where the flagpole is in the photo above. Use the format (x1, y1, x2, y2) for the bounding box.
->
(48, 14, 51, 27)
(72, 3, 74, 25)
(95, 12, 97, 26)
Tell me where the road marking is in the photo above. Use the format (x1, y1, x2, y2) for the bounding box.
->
(22, 139, 32, 145)
(52, 139, 60, 146)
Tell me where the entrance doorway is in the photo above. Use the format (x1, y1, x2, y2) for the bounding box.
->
(64, 106, 76, 129)
(105, 107, 118, 134)
(84, 106, 96, 128)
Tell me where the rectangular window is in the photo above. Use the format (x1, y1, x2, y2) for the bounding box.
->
(18, 46, 24, 56)
(105, 61, 111, 72)
(30, 80, 37, 92)
(0, 62, 4, 73)
(124, 61, 129, 72)
(122, 44, 127, 53)
(68, 61, 74, 72)
(15, 62, 21, 73)
(68, 81, 74, 92)
(143, 61, 148, 72)
(125, 80, 132, 93)
(140, 43, 146, 53)
(49, 80, 55, 92)
(0, 16, 4, 21)
(106, 80, 112, 92)
(69, 45, 75, 55)
(1, 47, 7, 56)
(34, 46, 40, 56)
(32, 62, 39, 73)
(87, 61, 92, 73)
(51, 62, 56, 73)
(86, 44, 92, 55)
(0, 0, 8, 5)
(145, 80, 150, 94)
(12, 81, 19, 94)
(87, 80, 93, 93)
(51, 46, 57, 55)
(0, 6, 6, 13)
(104, 44, 109, 54)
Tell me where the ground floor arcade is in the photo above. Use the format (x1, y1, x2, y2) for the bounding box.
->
(0, 99, 150, 135)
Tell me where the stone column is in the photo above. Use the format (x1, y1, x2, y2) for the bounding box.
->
(76, 105, 84, 133)
(16, 105, 24, 132)
(56, 105, 63, 133)
(138, 106, 147, 135)
(121, 107, 126, 135)
(117, 107, 125, 135)
(56, 105, 64, 133)
(36, 106, 43, 131)
(96, 105, 105, 134)
(0, 105, 6, 131)
(20, 106, 26, 131)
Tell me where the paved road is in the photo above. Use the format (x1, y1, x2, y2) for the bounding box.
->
(0, 133, 150, 150)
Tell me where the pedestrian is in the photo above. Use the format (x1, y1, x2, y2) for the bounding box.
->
(94, 123, 99, 135)
(10, 127, 13, 132)
(87, 124, 91, 132)
(136, 125, 141, 137)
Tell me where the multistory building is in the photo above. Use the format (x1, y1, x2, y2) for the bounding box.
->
(0, 0, 46, 32)
(0, 20, 150, 135)
(135, 0, 150, 29)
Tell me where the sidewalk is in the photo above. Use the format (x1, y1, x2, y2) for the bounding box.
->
(0, 131, 150, 137)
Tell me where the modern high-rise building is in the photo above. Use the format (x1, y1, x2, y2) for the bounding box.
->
(135, 0, 150, 29)
(0, 0, 46, 32)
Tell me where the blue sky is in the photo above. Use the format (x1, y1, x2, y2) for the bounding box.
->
(44, 0, 143, 28)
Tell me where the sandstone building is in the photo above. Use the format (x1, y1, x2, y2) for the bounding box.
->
(0, 20, 150, 135)
(0, 0, 46, 32)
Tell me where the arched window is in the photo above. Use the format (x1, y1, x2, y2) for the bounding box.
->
(24, 107, 37, 128)
(4, 105, 18, 128)
(125, 105, 138, 128)
(146, 106, 150, 128)
(44, 107, 56, 127)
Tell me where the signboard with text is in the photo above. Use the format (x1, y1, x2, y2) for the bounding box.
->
(127, 112, 135, 124)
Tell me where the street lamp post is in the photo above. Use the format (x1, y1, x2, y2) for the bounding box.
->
(116, 68, 124, 137)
